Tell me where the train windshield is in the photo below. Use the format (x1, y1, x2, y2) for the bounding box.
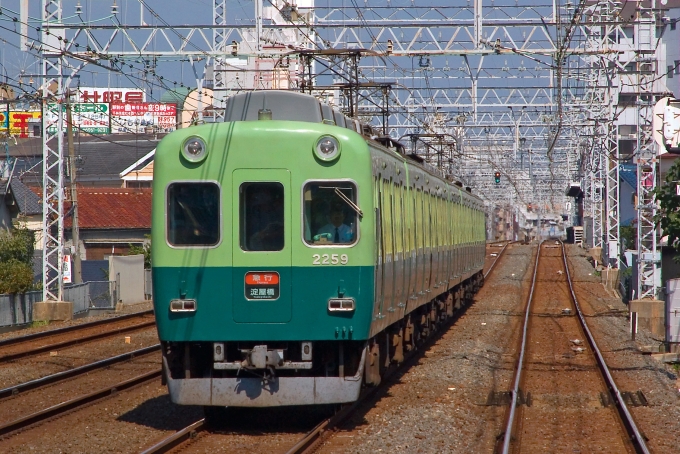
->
(303, 182, 358, 246)
(240, 182, 285, 251)
(167, 182, 220, 246)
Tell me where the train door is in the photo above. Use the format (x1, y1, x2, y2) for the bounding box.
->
(407, 185, 417, 303)
(433, 194, 440, 290)
(231, 169, 292, 323)
(398, 184, 408, 310)
(415, 188, 424, 298)
(383, 178, 395, 313)
(374, 175, 385, 320)
(451, 194, 462, 278)
(424, 190, 432, 293)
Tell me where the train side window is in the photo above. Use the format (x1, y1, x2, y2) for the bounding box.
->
(303, 181, 358, 246)
(240, 182, 285, 251)
(167, 182, 220, 247)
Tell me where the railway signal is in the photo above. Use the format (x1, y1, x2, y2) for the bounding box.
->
(494, 171, 501, 184)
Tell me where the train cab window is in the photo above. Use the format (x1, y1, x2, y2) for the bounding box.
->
(303, 181, 359, 246)
(167, 182, 220, 246)
(240, 182, 285, 251)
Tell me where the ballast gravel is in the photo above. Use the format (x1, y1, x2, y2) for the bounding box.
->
(2, 247, 680, 453)
(318, 244, 680, 453)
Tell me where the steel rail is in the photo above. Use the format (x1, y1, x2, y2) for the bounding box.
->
(560, 242, 650, 454)
(142, 309, 461, 454)
(501, 240, 543, 454)
(0, 310, 154, 348)
(145, 265, 494, 453)
(140, 419, 206, 454)
(0, 344, 160, 400)
(0, 370, 160, 437)
(484, 241, 512, 279)
(0, 321, 156, 363)
(285, 349, 420, 454)
(288, 274, 489, 454)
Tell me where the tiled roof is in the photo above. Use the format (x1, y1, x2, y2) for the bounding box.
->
(9, 178, 42, 215)
(6, 134, 164, 186)
(65, 188, 152, 229)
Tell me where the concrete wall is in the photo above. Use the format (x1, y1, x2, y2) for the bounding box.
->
(109, 254, 145, 304)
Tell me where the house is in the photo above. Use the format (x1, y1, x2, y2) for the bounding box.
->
(0, 176, 43, 241)
(64, 188, 152, 260)
(120, 149, 155, 188)
(5, 133, 164, 188)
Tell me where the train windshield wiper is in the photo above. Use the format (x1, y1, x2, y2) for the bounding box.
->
(334, 187, 363, 218)
(317, 185, 364, 219)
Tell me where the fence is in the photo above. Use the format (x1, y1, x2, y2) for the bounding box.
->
(0, 280, 118, 328)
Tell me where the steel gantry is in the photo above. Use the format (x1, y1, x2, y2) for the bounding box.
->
(634, 1, 662, 300)
(31, 0, 667, 299)
(41, 0, 65, 302)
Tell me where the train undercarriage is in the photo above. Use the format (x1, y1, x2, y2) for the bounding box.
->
(161, 272, 483, 410)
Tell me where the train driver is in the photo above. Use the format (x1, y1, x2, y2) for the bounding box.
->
(317, 203, 353, 244)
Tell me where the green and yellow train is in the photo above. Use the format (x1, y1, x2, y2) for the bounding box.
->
(151, 90, 486, 410)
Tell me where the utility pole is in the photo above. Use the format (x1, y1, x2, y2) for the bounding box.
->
(66, 97, 81, 284)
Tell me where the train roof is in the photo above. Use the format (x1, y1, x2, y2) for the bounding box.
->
(223, 90, 474, 197)
(223, 90, 363, 133)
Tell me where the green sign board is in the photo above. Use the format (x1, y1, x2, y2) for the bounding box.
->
(46, 103, 111, 134)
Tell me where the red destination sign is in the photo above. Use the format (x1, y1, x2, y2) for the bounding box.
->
(245, 272, 280, 285)
(244, 272, 280, 300)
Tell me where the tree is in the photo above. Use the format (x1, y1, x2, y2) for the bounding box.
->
(654, 158, 680, 259)
(128, 234, 151, 269)
(0, 224, 36, 294)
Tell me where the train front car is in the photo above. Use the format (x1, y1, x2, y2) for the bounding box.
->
(151, 91, 375, 408)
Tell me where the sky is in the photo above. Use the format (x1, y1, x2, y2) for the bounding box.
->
(0, 0, 246, 100)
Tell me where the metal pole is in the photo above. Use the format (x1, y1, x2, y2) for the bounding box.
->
(66, 98, 81, 283)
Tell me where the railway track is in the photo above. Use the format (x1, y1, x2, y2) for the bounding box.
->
(0, 369, 161, 438)
(139, 244, 513, 454)
(0, 344, 160, 400)
(484, 241, 512, 279)
(0, 310, 155, 363)
(497, 241, 649, 454)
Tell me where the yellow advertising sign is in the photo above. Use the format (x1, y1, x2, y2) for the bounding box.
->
(0, 111, 42, 137)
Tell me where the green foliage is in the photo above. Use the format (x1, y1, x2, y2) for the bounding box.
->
(620, 266, 633, 278)
(654, 159, 680, 261)
(31, 320, 50, 328)
(620, 225, 636, 251)
(128, 234, 151, 269)
(0, 225, 34, 264)
(0, 225, 35, 294)
(0, 259, 34, 294)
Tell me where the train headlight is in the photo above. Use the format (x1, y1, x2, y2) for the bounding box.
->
(182, 136, 207, 163)
(314, 135, 340, 162)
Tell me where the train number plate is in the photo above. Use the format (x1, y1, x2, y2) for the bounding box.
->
(245, 272, 280, 300)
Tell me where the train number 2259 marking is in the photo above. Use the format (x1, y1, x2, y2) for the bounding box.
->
(312, 254, 349, 265)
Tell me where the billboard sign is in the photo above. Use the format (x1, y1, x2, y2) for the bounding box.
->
(46, 103, 110, 134)
(0, 111, 42, 137)
(63, 255, 72, 284)
(75, 87, 146, 103)
(110, 102, 177, 133)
